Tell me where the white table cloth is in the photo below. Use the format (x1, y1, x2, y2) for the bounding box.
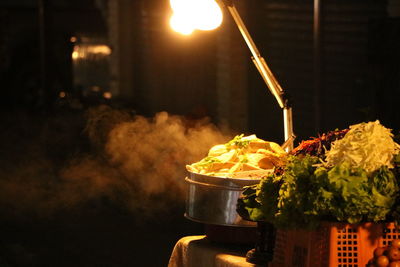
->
(168, 235, 261, 267)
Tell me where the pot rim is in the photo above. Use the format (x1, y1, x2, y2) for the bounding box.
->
(187, 171, 262, 188)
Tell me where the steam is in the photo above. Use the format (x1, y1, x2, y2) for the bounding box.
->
(105, 111, 227, 194)
(59, 110, 230, 214)
(0, 107, 231, 218)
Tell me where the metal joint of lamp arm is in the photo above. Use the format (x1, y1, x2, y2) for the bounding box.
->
(217, 0, 295, 151)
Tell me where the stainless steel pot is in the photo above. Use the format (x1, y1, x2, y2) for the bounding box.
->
(184, 171, 261, 227)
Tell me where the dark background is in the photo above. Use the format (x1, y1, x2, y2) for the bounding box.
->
(0, 0, 399, 266)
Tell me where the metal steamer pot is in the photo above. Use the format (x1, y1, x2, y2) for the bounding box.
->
(184, 171, 261, 227)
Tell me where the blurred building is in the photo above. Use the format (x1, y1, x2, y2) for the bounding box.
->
(0, 0, 399, 141)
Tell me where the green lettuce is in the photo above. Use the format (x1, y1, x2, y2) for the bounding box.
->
(312, 163, 398, 224)
(238, 155, 400, 229)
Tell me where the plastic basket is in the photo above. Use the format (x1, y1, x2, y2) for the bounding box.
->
(268, 222, 400, 267)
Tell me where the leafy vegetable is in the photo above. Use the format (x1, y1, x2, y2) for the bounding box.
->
(238, 155, 400, 228)
(237, 186, 265, 222)
(312, 164, 398, 224)
(237, 121, 400, 228)
(325, 120, 400, 173)
(225, 134, 252, 149)
(238, 155, 322, 228)
(291, 129, 348, 158)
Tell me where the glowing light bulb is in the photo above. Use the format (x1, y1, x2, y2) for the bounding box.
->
(170, 13, 195, 35)
(169, 0, 183, 11)
(193, 0, 223, 31)
(169, 0, 223, 35)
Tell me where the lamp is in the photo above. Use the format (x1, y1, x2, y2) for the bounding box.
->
(169, 0, 223, 34)
(169, 0, 295, 151)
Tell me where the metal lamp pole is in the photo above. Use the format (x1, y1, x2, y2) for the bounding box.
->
(219, 0, 295, 151)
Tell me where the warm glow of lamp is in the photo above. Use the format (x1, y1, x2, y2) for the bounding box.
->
(72, 51, 79, 60)
(169, 0, 223, 35)
(170, 12, 195, 35)
(72, 45, 111, 60)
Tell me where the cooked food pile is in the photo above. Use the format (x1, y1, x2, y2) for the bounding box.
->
(186, 134, 287, 178)
(238, 120, 400, 228)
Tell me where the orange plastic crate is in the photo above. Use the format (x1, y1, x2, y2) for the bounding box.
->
(268, 222, 400, 267)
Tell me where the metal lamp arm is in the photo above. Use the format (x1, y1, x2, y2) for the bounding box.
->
(218, 0, 294, 151)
